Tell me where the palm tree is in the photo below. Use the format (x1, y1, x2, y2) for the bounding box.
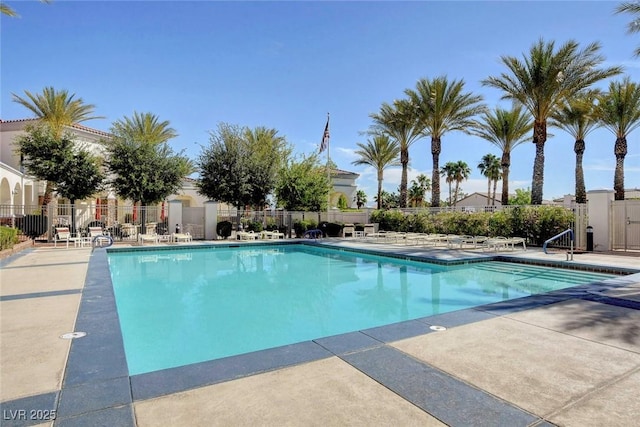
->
(12, 86, 103, 206)
(441, 161, 469, 206)
(550, 90, 600, 204)
(471, 105, 532, 205)
(352, 134, 401, 209)
(452, 161, 471, 206)
(477, 154, 502, 205)
(353, 190, 367, 209)
(405, 76, 485, 207)
(595, 77, 640, 201)
(369, 99, 422, 208)
(408, 174, 431, 207)
(482, 38, 622, 205)
(616, 2, 640, 57)
(1, 0, 49, 17)
(110, 111, 177, 144)
(12, 87, 103, 138)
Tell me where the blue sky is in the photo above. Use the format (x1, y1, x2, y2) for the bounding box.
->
(2, 0, 639, 205)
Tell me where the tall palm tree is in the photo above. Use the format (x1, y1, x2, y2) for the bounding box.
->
(471, 105, 532, 205)
(405, 76, 485, 207)
(616, 2, 640, 57)
(352, 134, 401, 209)
(477, 154, 502, 205)
(550, 90, 600, 204)
(595, 77, 640, 201)
(12, 86, 103, 205)
(12, 87, 102, 138)
(110, 111, 177, 144)
(369, 99, 422, 208)
(482, 38, 622, 205)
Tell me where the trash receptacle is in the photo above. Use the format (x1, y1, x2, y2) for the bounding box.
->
(586, 225, 594, 251)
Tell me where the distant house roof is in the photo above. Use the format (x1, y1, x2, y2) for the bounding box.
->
(457, 192, 497, 203)
(0, 118, 112, 138)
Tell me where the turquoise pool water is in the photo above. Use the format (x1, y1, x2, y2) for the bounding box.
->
(108, 245, 616, 375)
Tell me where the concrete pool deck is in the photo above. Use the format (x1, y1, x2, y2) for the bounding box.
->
(1, 241, 639, 426)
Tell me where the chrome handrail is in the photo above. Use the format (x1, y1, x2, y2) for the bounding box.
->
(543, 228, 574, 260)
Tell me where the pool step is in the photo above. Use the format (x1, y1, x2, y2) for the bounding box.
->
(472, 262, 611, 286)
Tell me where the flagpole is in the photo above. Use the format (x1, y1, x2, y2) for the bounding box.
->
(326, 112, 330, 215)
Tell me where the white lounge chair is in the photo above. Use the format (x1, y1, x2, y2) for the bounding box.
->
(138, 233, 159, 244)
(173, 232, 193, 243)
(54, 227, 83, 248)
(484, 236, 526, 251)
(342, 224, 355, 238)
(237, 231, 258, 240)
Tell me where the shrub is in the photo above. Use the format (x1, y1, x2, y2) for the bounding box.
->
(0, 227, 18, 250)
(337, 194, 349, 209)
(293, 219, 317, 237)
(370, 210, 405, 231)
(319, 221, 343, 237)
(246, 220, 263, 232)
(265, 217, 278, 231)
(216, 221, 233, 239)
(487, 211, 511, 237)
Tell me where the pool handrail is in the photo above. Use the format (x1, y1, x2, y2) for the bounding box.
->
(543, 228, 574, 260)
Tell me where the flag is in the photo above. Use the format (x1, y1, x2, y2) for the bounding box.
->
(319, 115, 330, 153)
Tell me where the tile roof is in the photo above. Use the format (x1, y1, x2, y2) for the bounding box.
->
(0, 118, 112, 137)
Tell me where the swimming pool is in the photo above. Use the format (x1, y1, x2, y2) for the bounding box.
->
(108, 245, 617, 375)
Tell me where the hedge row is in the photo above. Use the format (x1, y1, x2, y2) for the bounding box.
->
(369, 206, 574, 246)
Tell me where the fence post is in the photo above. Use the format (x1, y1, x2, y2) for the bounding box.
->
(168, 200, 183, 237)
(586, 190, 614, 251)
(204, 201, 218, 240)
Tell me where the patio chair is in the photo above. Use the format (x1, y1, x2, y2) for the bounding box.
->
(173, 232, 193, 243)
(237, 231, 258, 240)
(138, 233, 159, 245)
(54, 227, 83, 248)
(342, 224, 355, 238)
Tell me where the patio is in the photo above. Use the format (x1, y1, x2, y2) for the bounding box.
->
(1, 242, 639, 426)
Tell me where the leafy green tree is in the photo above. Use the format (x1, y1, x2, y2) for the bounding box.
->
(353, 190, 367, 209)
(369, 99, 422, 207)
(106, 114, 191, 209)
(244, 126, 292, 209)
(477, 154, 502, 205)
(351, 134, 400, 209)
(595, 77, 640, 200)
(509, 188, 532, 205)
(337, 194, 349, 209)
(275, 153, 330, 211)
(408, 174, 431, 207)
(617, 2, 640, 57)
(12, 86, 103, 205)
(15, 124, 104, 231)
(550, 91, 600, 204)
(405, 76, 485, 207)
(471, 105, 532, 205)
(482, 38, 622, 204)
(196, 123, 290, 209)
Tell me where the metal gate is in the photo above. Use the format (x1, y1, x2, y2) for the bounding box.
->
(611, 200, 640, 251)
(182, 207, 205, 239)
